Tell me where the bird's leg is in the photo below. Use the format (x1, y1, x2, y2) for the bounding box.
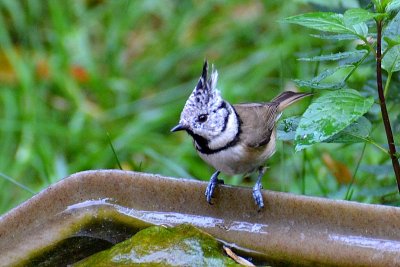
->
(205, 170, 223, 204)
(252, 166, 266, 210)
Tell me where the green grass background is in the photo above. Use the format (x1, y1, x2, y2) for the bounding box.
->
(0, 0, 398, 215)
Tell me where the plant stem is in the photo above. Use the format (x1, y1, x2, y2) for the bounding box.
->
(346, 133, 389, 155)
(344, 50, 370, 82)
(345, 142, 367, 201)
(376, 19, 400, 192)
(107, 132, 123, 170)
(384, 68, 393, 97)
(0, 173, 35, 194)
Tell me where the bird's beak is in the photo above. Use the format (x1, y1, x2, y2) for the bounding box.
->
(171, 123, 187, 132)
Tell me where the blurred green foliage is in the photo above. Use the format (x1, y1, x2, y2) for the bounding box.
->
(0, 0, 398, 215)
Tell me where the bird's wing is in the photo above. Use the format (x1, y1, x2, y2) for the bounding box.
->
(233, 103, 279, 148)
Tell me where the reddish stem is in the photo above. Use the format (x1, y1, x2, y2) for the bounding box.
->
(376, 19, 400, 192)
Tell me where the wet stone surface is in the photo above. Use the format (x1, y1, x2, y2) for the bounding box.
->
(73, 224, 242, 267)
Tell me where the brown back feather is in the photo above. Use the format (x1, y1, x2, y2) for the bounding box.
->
(233, 91, 311, 148)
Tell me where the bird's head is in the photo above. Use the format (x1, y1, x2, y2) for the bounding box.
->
(171, 61, 230, 142)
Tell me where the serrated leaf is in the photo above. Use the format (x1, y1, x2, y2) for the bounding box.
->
(294, 65, 353, 90)
(325, 116, 372, 143)
(295, 89, 374, 151)
(382, 10, 400, 72)
(285, 12, 354, 34)
(277, 116, 301, 141)
(298, 50, 367, 62)
(294, 80, 346, 90)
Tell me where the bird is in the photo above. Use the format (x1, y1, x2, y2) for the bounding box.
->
(171, 61, 311, 209)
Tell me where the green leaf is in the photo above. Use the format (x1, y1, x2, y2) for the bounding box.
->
(277, 116, 301, 141)
(298, 50, 367, 62)
(383, 9, 400, 42)
(325, 116, 372, 143)
(277, 116, 371, 144)
(382, 10, 400, 72)
(278, 116, 372, 144)
(295, 89, 374, 151)
(373, 0, 389, 13)
(384, 36, 400, 47)
(312, 65, 353, 82)
(342, 8, 380, 38)
(310, 33, 360, 40)
(294, 65, 353, 90)
(343, 9, 378, 26)
(296, 0, 360, 9)
(351, 22, 369, 37)
(294, 79, 346, 90)
(285, 10, 377, 39)
(285, 12, 353, 34)
(386, 0, 400, 12)
(383, 47, 400, 72)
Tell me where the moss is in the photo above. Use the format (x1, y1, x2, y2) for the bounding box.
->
(74, 224, 241, 267)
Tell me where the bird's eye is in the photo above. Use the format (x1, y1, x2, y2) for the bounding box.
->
(197, 114, 208, 123)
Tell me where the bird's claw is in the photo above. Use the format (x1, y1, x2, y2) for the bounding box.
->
(252, 182, 264, 210)
(205, 182, 215, 204)
(205, 171, 223, 204)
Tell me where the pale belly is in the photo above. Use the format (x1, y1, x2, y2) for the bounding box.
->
(197, 141, 276, 175)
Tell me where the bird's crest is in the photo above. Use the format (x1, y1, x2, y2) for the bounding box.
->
(184, 60, 222, 115)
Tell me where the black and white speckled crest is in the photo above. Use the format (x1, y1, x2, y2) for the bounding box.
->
(184, 62, 222, 116)
(178, 61, 233, 142)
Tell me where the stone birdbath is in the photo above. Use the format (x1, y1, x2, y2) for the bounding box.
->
(0, 170, 399, 266)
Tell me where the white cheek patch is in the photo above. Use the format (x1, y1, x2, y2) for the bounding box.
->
(208, 108, 239, 150)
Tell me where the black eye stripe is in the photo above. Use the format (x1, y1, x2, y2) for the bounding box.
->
(211, 101, 227, 113)
(219, 102, 231, 132)
(217, 101, 226, 110)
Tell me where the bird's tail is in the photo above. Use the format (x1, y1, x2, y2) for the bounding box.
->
(272, 91, 312, 112)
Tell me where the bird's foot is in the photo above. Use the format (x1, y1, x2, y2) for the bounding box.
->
(253, 167, 266, 210)
(252, 182, 264, 210)
(205, 171, 223, 204)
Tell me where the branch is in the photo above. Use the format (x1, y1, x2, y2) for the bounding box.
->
(375, 19, 400, 192)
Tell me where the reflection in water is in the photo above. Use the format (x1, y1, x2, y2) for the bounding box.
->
(329, 234, 400, 252)
(226, 221, 269, 234)
(65, 198, 114, 211)
(65, 199, 269, 234)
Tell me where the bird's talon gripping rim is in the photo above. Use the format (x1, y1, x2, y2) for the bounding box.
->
(205, 181, 215, 204)
(205, 171, 221, 205)
(252, 188, 264, 210)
